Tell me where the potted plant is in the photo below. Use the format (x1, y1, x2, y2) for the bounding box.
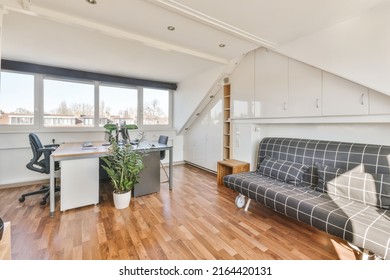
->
(101, 136, 144, 209)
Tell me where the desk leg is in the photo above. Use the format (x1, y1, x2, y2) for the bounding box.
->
(49, 155, 55, 217)
(169, 147, 173, 190)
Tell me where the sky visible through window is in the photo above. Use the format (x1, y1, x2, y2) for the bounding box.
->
(44, 78, 94, 115)
(0, 72, 34, 113)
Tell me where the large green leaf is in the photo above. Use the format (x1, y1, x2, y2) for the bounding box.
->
(101, 139, 144, 193)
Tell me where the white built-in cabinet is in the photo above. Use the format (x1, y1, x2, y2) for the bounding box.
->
(184, 89, 223, 172)
(231, 51, 255, 118)
(369, 89, 390, 115)
(288, 59, 322, 117)
(322, 72, 368, 116)
(254, 48, 289, 118)
(229, 48, 390, 120)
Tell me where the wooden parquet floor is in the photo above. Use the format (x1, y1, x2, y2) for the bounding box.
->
(0, 164, 358, 260)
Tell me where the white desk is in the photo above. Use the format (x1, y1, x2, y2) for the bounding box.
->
(49, 141, 173, 217)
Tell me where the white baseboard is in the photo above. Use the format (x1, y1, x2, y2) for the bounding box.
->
(184, 161, 217, 174)
(0, 179, 49, 190)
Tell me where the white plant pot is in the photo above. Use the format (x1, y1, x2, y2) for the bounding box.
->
(113, 190, 131, 209)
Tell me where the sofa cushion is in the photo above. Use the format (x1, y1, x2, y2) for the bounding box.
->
(224, 171, 390, 260)
(317, 163, 390, 209)
(258, 156, 308, 186)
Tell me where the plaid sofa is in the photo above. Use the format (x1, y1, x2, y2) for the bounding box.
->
(223, 137, 390, 260)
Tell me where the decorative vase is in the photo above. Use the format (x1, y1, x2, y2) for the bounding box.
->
(113, 190, 131, 209)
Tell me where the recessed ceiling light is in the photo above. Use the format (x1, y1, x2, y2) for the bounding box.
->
(86, 0, 97, 4)
(219, 44, 226, 48)
(167, 26, 175, 31)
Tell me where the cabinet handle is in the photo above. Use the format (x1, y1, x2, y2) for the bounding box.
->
(283, 102, 287, 111)
(315, 98, 320, 109)
(361, 93, 365, 105)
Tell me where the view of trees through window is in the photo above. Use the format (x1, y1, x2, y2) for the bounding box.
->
(143, 88, 169, 125)
(44, 78, 95, 127)
(99, 85, 138, 126)
(0, 71, 171, 128)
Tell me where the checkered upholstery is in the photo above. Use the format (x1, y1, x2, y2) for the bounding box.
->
(223, 137, 390, 260)
(316, 164, 390, 209)
(258, 156, 309, 186)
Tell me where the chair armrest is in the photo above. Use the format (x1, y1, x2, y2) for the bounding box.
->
(38, 147, 57, 153)
(38, 147, 57, 174)
(44, 144, 60, 149)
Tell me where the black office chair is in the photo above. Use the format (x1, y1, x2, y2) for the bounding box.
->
(158, 135, 169, 182)
(19, 133, 60, 206)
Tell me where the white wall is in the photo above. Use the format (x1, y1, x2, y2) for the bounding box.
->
(0, 129, 182, 187)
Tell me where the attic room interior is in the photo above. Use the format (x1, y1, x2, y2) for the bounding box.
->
(0, 0, 390, 269)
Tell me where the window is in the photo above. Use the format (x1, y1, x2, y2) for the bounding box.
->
(43, 78, 95, 127)
(1, 67, 173, 130)
(99, 85, 138, 126)
(0, 71, 35, 126)
(143, 88, 170, 125)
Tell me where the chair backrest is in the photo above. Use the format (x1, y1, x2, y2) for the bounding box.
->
(26, 133, 49, 174)
(158, 135, 169, 160)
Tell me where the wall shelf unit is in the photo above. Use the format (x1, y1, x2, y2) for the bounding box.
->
(223, 84, 231, 160)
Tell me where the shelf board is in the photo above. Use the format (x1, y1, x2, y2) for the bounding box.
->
(230, 114, 390, 124)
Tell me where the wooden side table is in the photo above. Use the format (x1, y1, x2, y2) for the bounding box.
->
(0, 221, 11, 260)
(217, 159, 250, 185)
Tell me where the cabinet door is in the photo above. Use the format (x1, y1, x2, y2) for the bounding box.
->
(231, 51, 255, 118)
(322, 72, 368, 116)
(288, 59, 322, 117)
(183, 92, 222, 172)
(254, 48, 289, 117)
(369, 89, 390, 115)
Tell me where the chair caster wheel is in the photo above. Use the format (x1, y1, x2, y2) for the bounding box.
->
(40, 200, 47, 206)
(19, 197, 25, 203)
(235, 194, 246, 208)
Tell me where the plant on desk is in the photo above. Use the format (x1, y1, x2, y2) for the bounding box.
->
(103, 122, 139, 144)
(101, 136, 145, 209)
